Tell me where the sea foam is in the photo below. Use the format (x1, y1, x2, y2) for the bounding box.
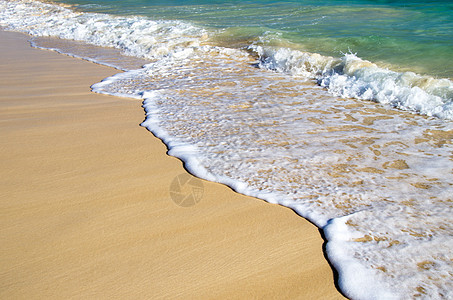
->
(93, 55, 453, 299)
(251, 45, 453, 120)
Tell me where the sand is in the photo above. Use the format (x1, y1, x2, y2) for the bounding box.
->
(0, 30, 344, 299)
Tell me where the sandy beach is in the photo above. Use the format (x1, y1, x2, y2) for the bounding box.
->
(0, 30, 344, 299)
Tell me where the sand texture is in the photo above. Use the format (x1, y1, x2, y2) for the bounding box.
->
(0, 30, 344, 299)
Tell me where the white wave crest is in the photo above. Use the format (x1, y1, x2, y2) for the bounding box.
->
(0, 0, 207, 60)
(251, 45, 453, 119)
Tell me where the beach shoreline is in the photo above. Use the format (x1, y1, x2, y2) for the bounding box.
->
(0, 30, 344, 299)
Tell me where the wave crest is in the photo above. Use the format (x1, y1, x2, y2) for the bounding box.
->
(251, 45, 453, 119)
(0, 0, 207, 60)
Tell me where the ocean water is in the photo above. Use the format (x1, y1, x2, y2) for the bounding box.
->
(1, 0, 452, 299)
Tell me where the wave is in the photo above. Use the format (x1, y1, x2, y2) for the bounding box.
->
(250, 44, 453, 119)
(0, 0, 208, 61)
(2, 0, 452, 120)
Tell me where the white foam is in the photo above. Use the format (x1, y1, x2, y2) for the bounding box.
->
(324, 216, 398, 300)
(93, 55, 453, 299)
(0, 0, 207, 61)
(251, 45, 453, 120)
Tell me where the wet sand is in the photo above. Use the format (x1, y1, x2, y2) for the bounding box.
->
(0, 30, 344, 299)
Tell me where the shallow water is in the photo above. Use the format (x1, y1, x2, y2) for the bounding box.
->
(56, 0, 453, 79)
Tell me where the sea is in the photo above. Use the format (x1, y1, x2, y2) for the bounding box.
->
(1, 0, 452, 298)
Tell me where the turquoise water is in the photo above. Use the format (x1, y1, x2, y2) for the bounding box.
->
(56, 0, 453, 78)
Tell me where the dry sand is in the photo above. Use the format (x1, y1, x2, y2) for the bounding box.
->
(0, 30, 345, 299)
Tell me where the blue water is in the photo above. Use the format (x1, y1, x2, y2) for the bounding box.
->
(56, 0, 453, 78)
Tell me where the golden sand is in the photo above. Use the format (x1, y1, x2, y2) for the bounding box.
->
(0, 31, 344, 299)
